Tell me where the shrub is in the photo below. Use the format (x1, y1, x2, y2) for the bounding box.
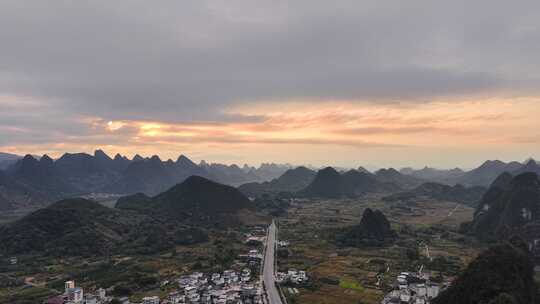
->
(319, 276, 340, 285)
(339, 279, 364, 292)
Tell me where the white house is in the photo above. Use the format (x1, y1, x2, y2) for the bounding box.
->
(142, 295, 160, 304)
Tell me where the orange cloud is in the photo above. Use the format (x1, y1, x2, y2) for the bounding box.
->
(2, 98, 539, 168)
(79, 98, 538, 150)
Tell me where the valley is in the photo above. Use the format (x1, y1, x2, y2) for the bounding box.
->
(0, 153, 539, 303)
(3, 3, 540, 302)
(274, 196, 483, 304)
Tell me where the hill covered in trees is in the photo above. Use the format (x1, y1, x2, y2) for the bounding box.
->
(433, 240, 539, 304)
(117, 175, 253, 214)
(383, 182, 486, 207)
(300, 167, 401, 199)
(0, 199, 133, 255)
(0, 177, 265, 257)
(238, 166, 316, 197)
(463, 172, 540, 262)
(337, 208, 396, 246)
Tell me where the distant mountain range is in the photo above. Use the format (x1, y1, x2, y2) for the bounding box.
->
(401, 159, 540, 187)
(239, 165, 423, 199)
(0, 150, 290, 209)
(239, 159, 540, 205)
(0, 169, 50, 209)
(383, 182, 486, 207)
(298, 167, 405, 199)
(240, 161, 533, 201)
(400, 166, 465, 184)
(0, 152, 25, 170)
(375, 168, 425, 189)
(2, 149, 539, 210)
(0, 176, 266, 256)
(238, 166, 317, 197)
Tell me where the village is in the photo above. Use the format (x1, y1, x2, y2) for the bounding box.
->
(46, 267, 263, 304)
(380, 269, 445, 304)
(4, 212, 461, 304)
(42, 225, 308, 304)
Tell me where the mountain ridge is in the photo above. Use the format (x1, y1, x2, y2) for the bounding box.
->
(238, 166, 317, 197)
(300, 167, 403, 198)
(400, 158, 540, 187)
(467, 172, 540, 262)
(0, 176, 267, 257)
(116, 176, 265, 227)
(0, 150, 288, 208)
(433, 240, 538, 304)
(383, 182, 486, 207)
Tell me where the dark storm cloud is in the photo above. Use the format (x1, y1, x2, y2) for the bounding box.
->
(1, 0, 540, 144)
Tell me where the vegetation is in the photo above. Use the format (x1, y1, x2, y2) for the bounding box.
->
(238, 166, 316, 197)
(339, 279, 364, 292)
(383, 182, 486, 207)
(468, 172, 540, 261)
(116, 176, 258, 226)
(0, 197, 207, 256)
(2, 156, 539, 304)
(337, 208, 396, 247)
(0, 198, 127, 255)
(0, 176, 268, 257)
(300, 167, 402, 199)
(276, 195, 484, 304)
(434, 240, 539, 304)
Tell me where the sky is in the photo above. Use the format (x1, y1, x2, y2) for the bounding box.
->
(1, 0, 539, 169)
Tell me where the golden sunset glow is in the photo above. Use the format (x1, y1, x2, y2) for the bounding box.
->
(3, 98, 537, 168)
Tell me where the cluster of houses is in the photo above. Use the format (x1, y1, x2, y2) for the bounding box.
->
(241, 227, 266, 270)
(277, 241, 289, 248)
(44, 280, 109, 304)
(45, 267, 264, 304)
(274, 239, 308, 286)
(165, 268, 264, 304)
(381, 271, 443, 304)
(275, 270, 308, 285)
(43, 227, 268, 304)
(243, 226, 267, 247)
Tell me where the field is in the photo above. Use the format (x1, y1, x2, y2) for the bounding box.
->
(276, 195, 485, 304)
(0, 194, 521, 303)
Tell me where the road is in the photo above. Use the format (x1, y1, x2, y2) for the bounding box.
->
(447, 203, 459, 217)
(263, 220, 284, 304)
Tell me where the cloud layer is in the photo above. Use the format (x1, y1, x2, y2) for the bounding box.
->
(1, 1, 539, 167)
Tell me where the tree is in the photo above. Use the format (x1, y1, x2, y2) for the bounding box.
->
(433, 242, 537, 304)
(488, 293, 517, 304)
(429, 256, 448, 273)
(405, 247, 419, 260)
(277, 248, 290, 258)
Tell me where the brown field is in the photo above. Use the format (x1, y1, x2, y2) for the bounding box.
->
(277, 196, 485, 304)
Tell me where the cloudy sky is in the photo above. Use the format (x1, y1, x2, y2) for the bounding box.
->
(1, 0, 539, 169)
